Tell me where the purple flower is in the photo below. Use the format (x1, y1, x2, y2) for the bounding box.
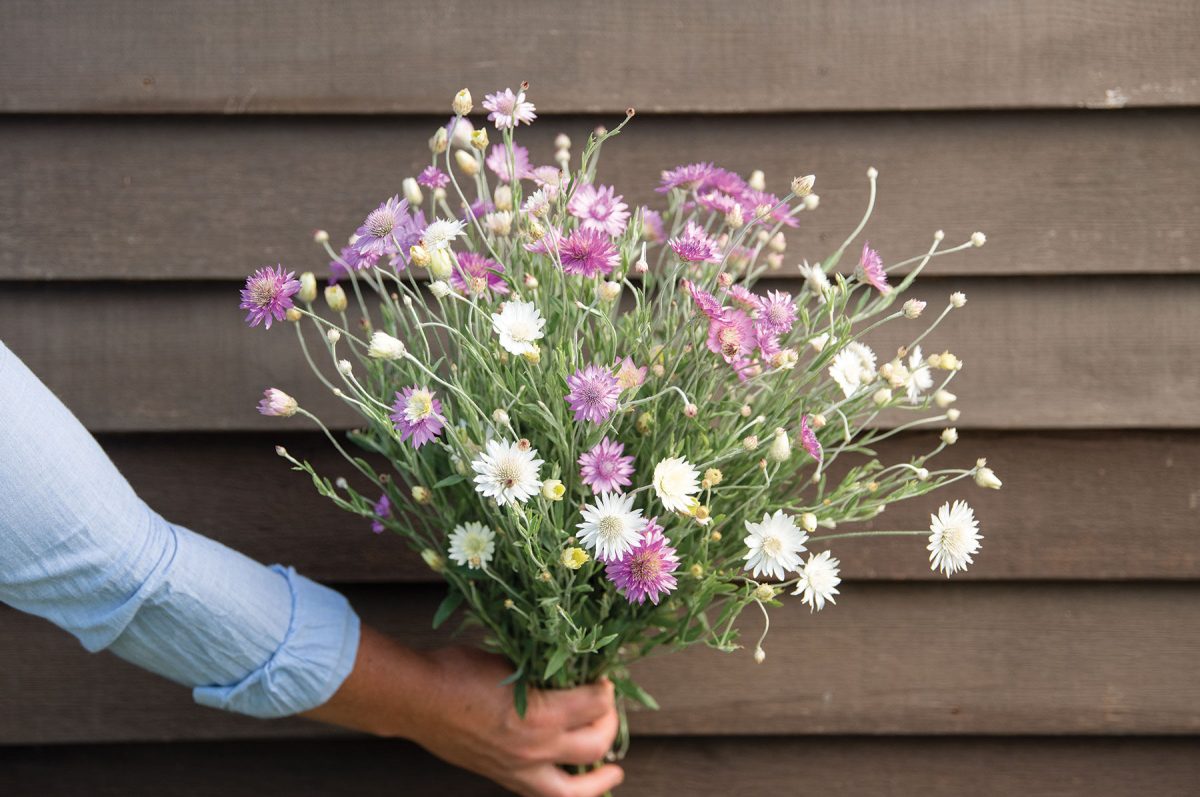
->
(531, 165, 568, 198)
(485, 144, 534, 183)
(566, 365, 621, 424)
(579, 437, 636, 494)
(683, 279, 725, 322)
(256, 387, 297, 417)
(524, 225, 565, 255)
(240, 265, 301, 329)
(461, 198, 495, 225)
(352, 196, 410, 264)
(858, 242, 890, 295)
(739, 188, 799, 227)
(390, 386, 445, 449)
(417, 166, 450, 190)
(370, 494, 392, 534)
(614, 356, 648, 390)
(605, 517, 680, 605)
(696, 190, 741, 215)
(450, 251, 509, 298)
(641, 209, 665, 242)
(657, 162, 718, 193)
(800, 414, 823, 466)
(568, 184, 630, 237)
(559, 228, 620, 278)
(483, 88, 537, 129)
(758, 290, 797, 335)
(723, 284, 761, 313)
(707, 309, 757, 363)
(668, 221, 721, 263)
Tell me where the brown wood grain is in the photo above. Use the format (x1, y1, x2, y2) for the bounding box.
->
(100, 430, 1200, 582)
(2, 1, 1197, 113)
(2, 276, 1197, 432)
(1, 111, 1197, 280)
(2, 582, 1198, 743)
(3, 736, 1198, 796)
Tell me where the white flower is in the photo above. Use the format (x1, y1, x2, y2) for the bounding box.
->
(484, 211, 513, 236)
(941, 427, 959, 445)
(429, 280, 452, 298)
(928, 500, 982, 577)
(652, 456, 700, 512)
(402, 177, 423, 206)
(367, 331, 406, 360)
(743, 510, 808, 580)
(828, 342, 877, 398)
(577, 492, 645, 562)
(421, 218, 466, 251)
(792, 550, 841, 611)
(522, 189, 550, 218)
(975, 465, 1003, 490)
(798, 260, 830, 300)
(448, 521, 496, 569)
(471, 439, 544, 506)
(903, 345, 934, 404)
(491, 300, 545, 355)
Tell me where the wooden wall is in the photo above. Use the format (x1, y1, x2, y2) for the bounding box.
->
(2, 1, 1199, 793)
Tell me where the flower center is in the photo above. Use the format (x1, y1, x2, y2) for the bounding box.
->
(597, 516, 624, 541)
(250, 279, 279, 307)
(628, 550, 660, 582)
(366, 208, 395, 239)
(496, 459, 523, 489)
(762, 535, 783, 557)
(405, 392, 434, 422)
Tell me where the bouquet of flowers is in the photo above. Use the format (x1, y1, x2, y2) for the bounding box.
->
(239, 84, 1000, 754)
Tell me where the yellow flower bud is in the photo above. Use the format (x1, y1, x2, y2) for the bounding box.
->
(298, 272, 318, 303)
(409, 244, 431, 268)
(542, 479, 566, 501)
(324, 284, 347, 312)
(285, 307, 302, 323)
(429, 248, 454, 280)
(452, 88, 473, 116)
(454, 149, 479, 176)
(421, 548, 445, 573)
(412, 485, 432, 504)
(754, 583, 776, 602)
(470, 129, 489, 151)
(560, 547, 589, 570)
(704, 468, 723, 486)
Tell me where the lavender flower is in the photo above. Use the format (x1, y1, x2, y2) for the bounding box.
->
(417, 166, 450, 191)
(641, 208, 665, 242)
(240, 266, 301, 329)
(559, 228, 619, 278)
(657, 162, 718, 193)
(707, 309, 757, 362)
(758, 290, 797, 335)
(566, 365, 621, 424)
(614, 356, 648, 390)
(352, 196, 410, 264)
(683, 279, 725, 321)
(257, 387, 297, 416)
(370, 494, 391, 534)
(485, 143, 534, 182)
(668, 221, 721, 263)
(579, 436, 636, 494)
(450, 251, 509, 297)
(568, 183, 630, 237)
(390, 386, 445, 448)
(800, 414, 823, 466)
(483, 87, 537, 129)
(858, 242, 891, 295)
(605, 517, 680, 605)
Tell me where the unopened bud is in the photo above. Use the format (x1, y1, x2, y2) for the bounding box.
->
(754, 646, 766, 664)
(555, 133, 571, 150)
(313, 229, 329, 244)
(542, 479, 566, 501)
(809, 333, 830, 353)
(421, 548, 445, 572)
(430, 280, 451, 298)
(704, 468, 723, 486)
(803, 193, 820, 210)
(754, 583, 776, 602)
(368, 331, 406, 360)
(903, 298, 926, 319)
(324, 284, 347, 312)
(285, 307, 302, 323)
(749, 170, 766, 192)
(429, 248, 454, 280)
(684, 403, 698, 418)
(597, 280, 622, 303)
(768, 427, 791, 462)
(873, 388, 893, 406)
(790, 174, 815, 197)
(950, 291, 967, 308)
(866, 166, 879, 179)
(402, 177, 423, 206)
(493, 184, 513, 211)
(689, 563, 704, 579)
(811, 413, 827, 429)
(941, 428, 959, 445)
(326, 328, 341, 344)
(524, 273, 539, 289)
(409, 244, 431, 268)
(947, 408, 961, 422)
(429, 127, 449, 154)
(412, 485, 432, 504)
(454, 149, 479, 176)
(975, 466, 1002, 489)
(971, 231, 987, 247)
(452, 88, 473, 116)
(800, 512, 817, 533)
(934, 390, 957, 408)
(743, 435, 759, 451)
(274, 445, 289, 457)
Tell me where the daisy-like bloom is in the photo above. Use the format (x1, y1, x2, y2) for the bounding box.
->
(566, 364, 622, 424)
(668, 220, 721, 263)
(657, 162, 717, 193)
(758, 290, 797, 335)
(352, 196, 410, 263)
(485, 143, 534, 182)
(614, 356, 647, 390)
(471, 439, 544, 506)
(522, 188, 551, 217)
(370, 494, 391, 534)
(558, 228, 620, 278)
(798, 260, 831, 300)
(738, 188, 800, 227)
(829, 341, 878, 397)
(449, 251, 509, 297)
(483, 87, 537, 129)
(389, 385, 445, 449)
(683, 279, 725, 321)
(799, 414, 823, 466)
(257, 387, 297, 417)
(857, 241, 890, 295)
(579, 436, 636, 494)
(707, 309, 757, 362)
(530, 165, 569, 198)
(491, 300, 545, 355)
(577, 492, 645, 563)
(903, 345, 934, 404)
(568, 183, 630, 237)
(723, 284, 761, 313)
(606, 517, 680, 605)
(417, 165, 450, 190)
(240, 266, 301, 329)
(792, 550, 841, 611)
(743, 510, 808, 581)
(928, 500, 982, 577)
(641, 209, 665, 242)
(448, 521, 497, 570)
(420, 218, 467, 252)
(652, 456, 700, 513)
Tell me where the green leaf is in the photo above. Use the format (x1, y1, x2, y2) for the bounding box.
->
(431, 590, 464, 629)
(433, 473, 466, 489)
(499, 664, 525, 686)
(612, 676, 660, 711)
(543, 647, 571, 681)
(513, 679, 529, 718)
(594, 633, 620, 649)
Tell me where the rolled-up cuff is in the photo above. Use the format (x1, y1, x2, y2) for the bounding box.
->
(193, 566, 360, 718)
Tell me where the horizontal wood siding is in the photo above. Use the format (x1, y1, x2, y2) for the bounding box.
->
(2, 1, 1198, 112)
(1, 110, 1197, 280)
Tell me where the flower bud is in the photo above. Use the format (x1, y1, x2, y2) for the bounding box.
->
(336, 359, 353, 376)
(689, 563, 704, 579)
(524, 273, 539, 289)
(326, 328, 341, 344)
(429, 127, 448, 154)
(402, 177, 423, 206)
(725, 205, 745, 228)
(748, 169, 766, 192)
(683, 403, 698, 418)
(941, 427, 959, 445)
(421, 548, 445, 573)
(521, 346, 541, 365)
(790, 174, 815, 197)
(542, 479, 566, 501)
(527, 218, 546, 240)
(368, 331, 406, 360)
(903, 298, 925, 319)
(704, 468, 723, 486)
(636, 411, 654, 435)
(950, 291, 967, 308)
(452, 88, 473, 116)
(429, 248, 454, 280)
(335, 477, 349, 490)
(597, 280, 622, 303)
(493, 184, 513, 212)
(313, 229, 329, 244)
(450, 117, 474, 148)
(867, 166, 879, 179)
(934, 389, 957, 408)
(947, 408, 961, 422)
(975, 466, 1002, 489)
(743, 435, 759, 451)
(651, 363, 665, 378)
(811, 413, 827, 429)
(634, 243, 649, 274)
(555, 147, 570, 166)
(324, 284, 347, 312)
(429, 280, 451, 298)
(454, 149, 479, 176)
(470, 129, 489, 151)
(709, 530, 722, 542)
(803, 193, 820, 210)
(766, 252, 784, 270)
(971, 231, 987, 247)
(800, 512, 818, 533)
(295, 271, 318, 303)
(754, 646, 766, 664)
(412, 485, 432, 504)
(754, 583, 776, 602)
(285, 307, 302, 323)
(809, 333, 830, 352)
(555, 133, 571, 150)
(492, 408, 510, 426)
(257, 388, 298, 417)
(768, 427, 791, 462)
(274, 445, 289, 457)
(873, 388, 893, 406)
(560, 546, 589, 570)
(407, 244, 430, 268)
(503, 598, 515, 609)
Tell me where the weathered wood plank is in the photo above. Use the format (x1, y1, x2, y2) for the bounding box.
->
(3, 737, 1199, 796)
(2, 276, 1196, 431)
(100, 430, 1200, 582)
(1, 111, 1197, 280)
(1, 583, 1198, 742)
(2, 0, 1197, 112)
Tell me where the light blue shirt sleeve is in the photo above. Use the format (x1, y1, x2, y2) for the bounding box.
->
(0, 339, 360, 718)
